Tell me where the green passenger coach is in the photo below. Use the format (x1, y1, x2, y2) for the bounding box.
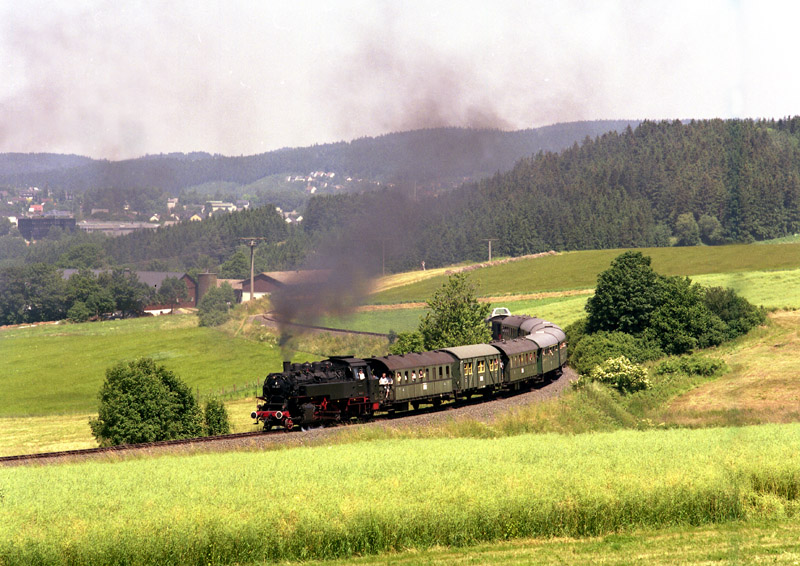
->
(438, 343, 503, 392)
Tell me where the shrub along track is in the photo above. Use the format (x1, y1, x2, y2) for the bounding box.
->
(0, 368, 575, 466)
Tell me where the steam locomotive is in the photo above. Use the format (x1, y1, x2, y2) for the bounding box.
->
(252, 310, 567, 430)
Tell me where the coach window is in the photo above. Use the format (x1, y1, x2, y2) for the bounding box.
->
(478, 360, 485, 373)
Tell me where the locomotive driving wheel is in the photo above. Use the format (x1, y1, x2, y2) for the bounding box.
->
(284, 418, 294, 431)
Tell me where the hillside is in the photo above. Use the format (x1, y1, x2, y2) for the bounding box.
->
(10, 118, 800, 277)
(0, 121, 637, 193)
(303, 117, 800, 272)
(369, 243, 800, 304)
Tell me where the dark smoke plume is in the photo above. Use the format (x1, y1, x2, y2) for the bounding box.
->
(268, 189, 423, 354)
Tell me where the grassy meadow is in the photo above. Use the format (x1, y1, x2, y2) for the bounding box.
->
(370, 242, 800, 304)
(326, 267, 800, 337)
(0, 315, 283, 417)
(3, 425, 800, 565)
(0, 398, 261, 457)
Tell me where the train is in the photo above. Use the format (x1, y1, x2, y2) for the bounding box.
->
(251, 309, 568, 430)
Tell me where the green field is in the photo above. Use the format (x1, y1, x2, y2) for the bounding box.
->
(6, 242, 800, 565)
(326, 267, 800, 336)
(3, 425, 800, 565)
(371, 243, 800, 304)
(0, 315, 286, 417)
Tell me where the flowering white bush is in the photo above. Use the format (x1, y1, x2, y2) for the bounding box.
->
(589, 355, 650, 393)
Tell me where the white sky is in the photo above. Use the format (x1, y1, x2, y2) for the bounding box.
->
(1, 0, 798, 160)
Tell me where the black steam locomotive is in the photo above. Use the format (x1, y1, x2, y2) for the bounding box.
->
(252, 310, 567, 430)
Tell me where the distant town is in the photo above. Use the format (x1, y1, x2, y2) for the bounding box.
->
(3, 183, 316, 242)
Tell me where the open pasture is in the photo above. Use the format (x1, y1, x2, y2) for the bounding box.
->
(331, 267, 800, 336)
(0, 314, 284, 417)
(371, 243, 800, 304)
(3, 425, 800, 565)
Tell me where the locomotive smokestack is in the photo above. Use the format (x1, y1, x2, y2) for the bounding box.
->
(283, 361, 291, 372)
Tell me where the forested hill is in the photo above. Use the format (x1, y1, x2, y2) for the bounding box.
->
(0, 121, 637, 192)
(303, 117, 800, 271)
(9, 118, 800, 276)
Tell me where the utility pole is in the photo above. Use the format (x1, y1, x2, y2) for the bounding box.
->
(482, 238, 498, 262)
(239, 237, 267, 302)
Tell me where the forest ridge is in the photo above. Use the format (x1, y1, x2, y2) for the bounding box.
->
(0, 121, 638, 191)
(4, 118, 800, 275)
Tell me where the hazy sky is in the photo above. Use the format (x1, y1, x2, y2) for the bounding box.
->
(1, 0, 798, 160)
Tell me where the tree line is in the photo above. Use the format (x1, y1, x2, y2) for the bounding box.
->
(0, 265, 189, 325)
(0, 121, 635, 192)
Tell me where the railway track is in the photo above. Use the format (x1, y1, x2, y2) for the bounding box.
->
(0, 398, 488, 465)
(3, 371, 573, 466)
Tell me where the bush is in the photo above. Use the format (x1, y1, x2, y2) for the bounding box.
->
(703, 286, 766, 340)
(204, 398, 231, 435)
(654, 354, 727, 377)
(563, 317, 588, 365)
(569, 331, 662, 375)
(645, 275, 727, 355)
(89, 358, 204, 446)
(389, 330, 425, 354)
(67, 300, 91, 323)
(198, 283, 236, 327)
(578, 356, 650, 394)
(585, 252, 763, 358)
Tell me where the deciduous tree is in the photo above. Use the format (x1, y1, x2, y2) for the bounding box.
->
(198, 282, 236, 326)
(585, 251, 661, 335)
(418, 273, 491, 349)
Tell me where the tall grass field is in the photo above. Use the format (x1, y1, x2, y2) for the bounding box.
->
(2, 424, 800, 565)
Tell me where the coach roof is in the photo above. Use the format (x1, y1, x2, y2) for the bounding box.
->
(369, 351, 455, 371)
(438, 343, 500, 359)
(491, 338, 539, 356)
